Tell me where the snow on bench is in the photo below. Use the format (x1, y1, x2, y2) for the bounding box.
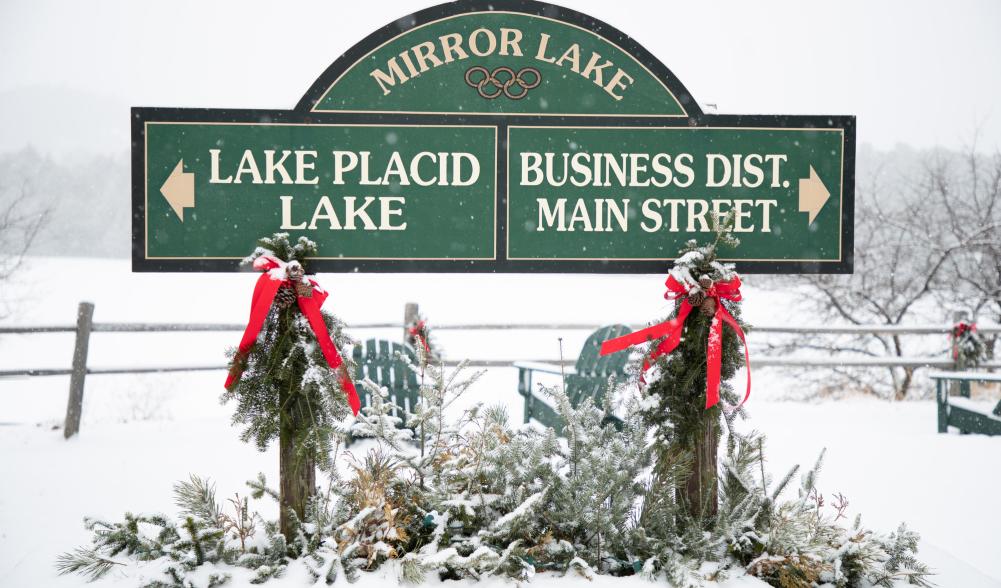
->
(946, 397, 1001, 422)
(927, 370, 1001, 383)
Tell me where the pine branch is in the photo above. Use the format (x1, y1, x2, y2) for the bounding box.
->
(55, 548, 124, 581)
(174, 475, 220, 524)
(247, 473, 280, 502)
(771, 465, 800, 502)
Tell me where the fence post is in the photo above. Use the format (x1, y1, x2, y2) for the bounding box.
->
(951, 310, 968, 370)
(948, 310, 968, 403)
(403, 302, 419, 346)
(64, 301, 95, 439)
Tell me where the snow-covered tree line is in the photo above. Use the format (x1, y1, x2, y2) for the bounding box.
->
(0, 140, 994, 272)
(0, 148, 129, 260)
(0, 151, 50, 318)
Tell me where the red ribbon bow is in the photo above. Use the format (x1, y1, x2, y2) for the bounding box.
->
(952, 321, 976, 338)
(409, 320, 431, 354)
(224, 254, 361, 416)
(599, 274, 751, 409)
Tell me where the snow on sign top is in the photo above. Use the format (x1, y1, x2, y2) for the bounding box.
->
(131, 0, 856, 274)
(298, 5, 691, 116)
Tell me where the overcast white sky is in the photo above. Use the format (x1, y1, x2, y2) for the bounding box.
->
(1, 0, 999, 154)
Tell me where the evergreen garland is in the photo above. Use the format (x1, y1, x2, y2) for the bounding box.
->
(951, 321, 986, 368)
(223, 233, 355, 540)
(641, 224, 747, 525)
(224, 233, 354, 462)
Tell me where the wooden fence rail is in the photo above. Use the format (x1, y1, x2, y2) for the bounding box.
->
(1, 301, 998, 438)
(5, 322, 1001, 335)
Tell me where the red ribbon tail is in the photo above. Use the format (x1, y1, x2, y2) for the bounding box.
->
(225, 274, 282, 389)
(600, 323, 671, 356)
(297, 296, 361, 416)
(711, 304, 751, 409)
(601, 302, 694, 391)
(705, 311, 723, 409)
(600, 301, 693, 357)
(339, 374, 362, 416)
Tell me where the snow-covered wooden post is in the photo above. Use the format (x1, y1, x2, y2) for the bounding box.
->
(951, 311, 968, 369)
(404, 302, 419, 346)
(64, 301, 94, 439)
(224, 235, 360, 542)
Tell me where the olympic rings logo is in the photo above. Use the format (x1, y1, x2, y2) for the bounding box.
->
(464, 66, 542, 100)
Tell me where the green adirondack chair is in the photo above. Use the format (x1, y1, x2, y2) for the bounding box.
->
(930, 370, 1001, 435)
(352, 338, 421, 429)
(516, 324, 632, 434)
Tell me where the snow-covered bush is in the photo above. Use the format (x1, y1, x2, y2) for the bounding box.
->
(58, 355, 931, 587)
(720, 440, 932, 588)
(393, 384, 651, 582)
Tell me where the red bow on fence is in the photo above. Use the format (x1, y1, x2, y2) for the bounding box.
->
(224, 254, 361, 415)
(952, 321, 976, 338)
(951, 321, 977, 361)
(598, 274, 751, 409)
(409, 320, 431, 355)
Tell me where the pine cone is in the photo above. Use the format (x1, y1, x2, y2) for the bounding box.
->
(286, 261, 305, 282)
(294, 281, 314, 298)
(700, 297, 717, 316)
(687, 290, 706, 307)
(274, 284, 297, 309)
(698, 275, 714, 290)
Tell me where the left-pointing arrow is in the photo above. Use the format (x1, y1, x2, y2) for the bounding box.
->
(160, 160, 195, 222)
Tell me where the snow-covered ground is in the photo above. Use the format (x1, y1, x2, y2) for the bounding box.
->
(1, 257, 999, 587)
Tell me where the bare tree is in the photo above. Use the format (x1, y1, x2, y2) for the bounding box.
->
(931, 139, 1001, 358)
(771, 146, 999, 399)
(0, 177, 49, 318)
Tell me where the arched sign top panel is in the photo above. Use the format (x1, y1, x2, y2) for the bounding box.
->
(298, 1, 694, 117)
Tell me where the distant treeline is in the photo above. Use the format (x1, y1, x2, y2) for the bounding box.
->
(0, 142, 970, 261)
(0, 148, 129, 258)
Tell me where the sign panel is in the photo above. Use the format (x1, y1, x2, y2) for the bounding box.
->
(143, 122, 496, 261)
(133, 0, 854, 273)
(507, 126, 844, 264)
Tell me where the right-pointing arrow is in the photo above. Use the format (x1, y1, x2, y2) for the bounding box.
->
(160, 160, 195, 222)
(798, 165, 830, 226)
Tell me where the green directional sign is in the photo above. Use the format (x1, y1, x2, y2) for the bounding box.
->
(133, 0, 855, 273)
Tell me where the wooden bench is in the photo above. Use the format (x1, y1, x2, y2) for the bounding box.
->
(515, 325, 632, 434)
(929, 370, 1001, 435)
(352, 338, 421, 429)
